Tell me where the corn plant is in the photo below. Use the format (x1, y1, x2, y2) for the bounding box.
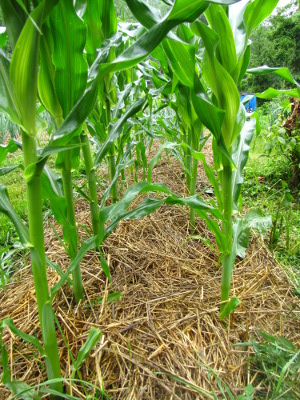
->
(0, 0, 63, 393)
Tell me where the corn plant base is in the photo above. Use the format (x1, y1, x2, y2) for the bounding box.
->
(0, 152, 298, 399)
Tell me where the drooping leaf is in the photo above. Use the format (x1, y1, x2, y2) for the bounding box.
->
(256, 87, 300, 99)
(235, 209, 272, 258)
(247, 65, 299, 86)
(0, 138, 19, 164)
(73, 327, 102, 373)
(0, 318, 44, 354)
(0, 184, 30, 245)
(0, 164, 21, 175)
(191, 76, 225, 140)
(147, 141, 185, 183)
(0, 50, 21, 125)
(50, 236, 98, 299)
(94, 96, 147, 166)
(0, 341, 40, 400)
(219, 296, 241, 319)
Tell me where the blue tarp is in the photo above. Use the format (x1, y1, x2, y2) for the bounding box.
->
(240, 93, 257, 112)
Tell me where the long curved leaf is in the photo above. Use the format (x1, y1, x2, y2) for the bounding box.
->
(244, 0, 279, 36)
(163, 39, 195, 87)
(94, 96, 147, 166)
(10, 1, 57, 135)
(0, 0, 26, 49)
(0, 184, 30, 245)
(50, 0, 88, 118)
(205, 4, 237, 78)
(232, 118, 256, 209)
(0, 50, 21, 125)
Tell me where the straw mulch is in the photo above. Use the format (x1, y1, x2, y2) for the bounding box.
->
(0, 144, 299, 399)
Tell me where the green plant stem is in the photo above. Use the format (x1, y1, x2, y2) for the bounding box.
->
(189, 127, 199, 233)
(62, 150, 84, 302)
(108, 148, 118, 203)
(80, 130, 99, 236)
(105, 97, 118, 203)
(22, 131, 63, 395)
(220, 160, 233, 313)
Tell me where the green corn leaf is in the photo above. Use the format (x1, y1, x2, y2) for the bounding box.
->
(0, 318, 44, 354)
(0, 164, 21, 175)
(163, 39, 195, 88)
(94, 96, 147, 166)
(100, 0, 117, 40)
(196, 210, 226, 254)
(50, 79, 99, 146)
(256, 87, 300, 99)
(147, 142, 186, 183)
(99, 249, 111, 280)
(50, 0, 88, 118)
(105, 197, 165, 238)
(247, 65, 299, 86)
(228, 0, 250, 61)
(81, 1, 104, 63)
(0, 50, 21, 125)
(41, 167, 76, 248)
(73, 327, 102, 373)
(10, 2, 49, 135)
(236, 43, 251, 84)
(219, 296, 241, 319)
(0, 184, 30, 245)
(55, 136, 81, 171)
(98, 0, 238, 79)
(232, 118, 256, 209)
(244, 0, 279, 36)
(0, 0, 26, 49)
(50, 236, 98, 299)
(205, 4, 237, 78)
(125, 0, 163, 28)
(0, 138, 19, 164)
(235, 209, 272, 258)
(243, 209, 272, 233)
(38, 32, 63, 124)
(191, 76, 225, 140)
(91, 291, 122, 305)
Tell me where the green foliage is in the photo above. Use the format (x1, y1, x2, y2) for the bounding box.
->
(240, 1, 300, 93)
(246, 331, 300, 399)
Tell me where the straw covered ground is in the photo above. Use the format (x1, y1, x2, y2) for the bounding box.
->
(0, 144, 299, 399)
